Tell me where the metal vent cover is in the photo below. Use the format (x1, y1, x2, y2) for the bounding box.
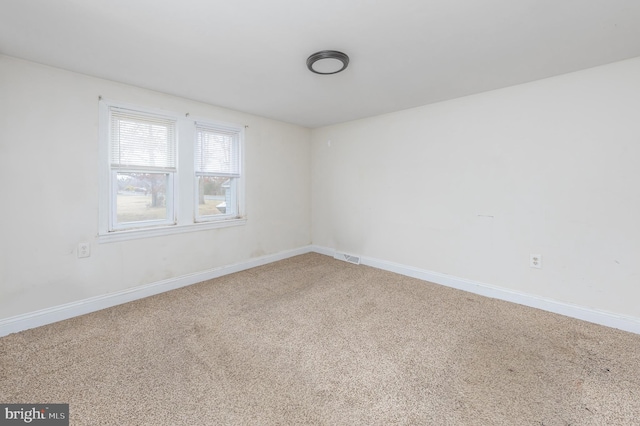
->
(334, 252, 361, 265)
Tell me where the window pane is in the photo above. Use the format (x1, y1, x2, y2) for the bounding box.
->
(197, 176, 236, 217)
(116, 172, 170, 224)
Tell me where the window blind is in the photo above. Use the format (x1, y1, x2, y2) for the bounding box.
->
(110, 107, 177, 171)
(195, 124, 241, 177)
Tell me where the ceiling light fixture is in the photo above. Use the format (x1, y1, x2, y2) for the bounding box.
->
(306, 50, 349, 75)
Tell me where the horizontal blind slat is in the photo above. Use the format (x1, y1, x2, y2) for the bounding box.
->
(195, 125, 240, 175)
(110, 107, 177, 171)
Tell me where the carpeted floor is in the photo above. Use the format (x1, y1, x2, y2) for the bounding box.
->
(2, 253, 640, 425)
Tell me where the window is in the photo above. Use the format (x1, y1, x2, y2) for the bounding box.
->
(108, 107, 177, 230)
(99, 99, 245, 242)
(195, 123, 242, 221)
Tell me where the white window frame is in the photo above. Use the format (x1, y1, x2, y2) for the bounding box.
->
(98, 99, 246, 243)
(110, 170, 176, 230)
(194, 121, 244, 223)
(107, 106, 178, 231)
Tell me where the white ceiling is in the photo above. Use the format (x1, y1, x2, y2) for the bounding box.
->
(2, 0, 640, 128)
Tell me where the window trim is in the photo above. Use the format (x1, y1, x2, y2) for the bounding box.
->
(98, 99, 246, 244)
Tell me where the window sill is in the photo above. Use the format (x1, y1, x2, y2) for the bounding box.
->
(98, 217, 247, 244)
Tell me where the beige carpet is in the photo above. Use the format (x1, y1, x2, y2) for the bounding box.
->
(2, 253, 640, 425)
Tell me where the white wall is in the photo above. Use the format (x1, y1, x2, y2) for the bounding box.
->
(312, 57, 640, 319)
(0, 55, 311, 319)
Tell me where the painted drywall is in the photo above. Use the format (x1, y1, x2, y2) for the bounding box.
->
(312, 57, 640, 319)
(0, 55, 311, 319)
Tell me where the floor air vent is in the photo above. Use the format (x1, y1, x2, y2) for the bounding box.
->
(334, 252, 361, 265)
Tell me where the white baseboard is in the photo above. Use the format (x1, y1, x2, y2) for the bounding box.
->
(3, 245, 639, 337)
(309, 244, 334, 257)
(0, 246, 314, 337)
(318, 247, 639, 335)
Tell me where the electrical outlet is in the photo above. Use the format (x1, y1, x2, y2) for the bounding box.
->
(530, 254, 542, 269)
(78, 242, 91, 258)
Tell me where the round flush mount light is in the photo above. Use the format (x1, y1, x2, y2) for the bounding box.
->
(307, 50, 349, 75)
